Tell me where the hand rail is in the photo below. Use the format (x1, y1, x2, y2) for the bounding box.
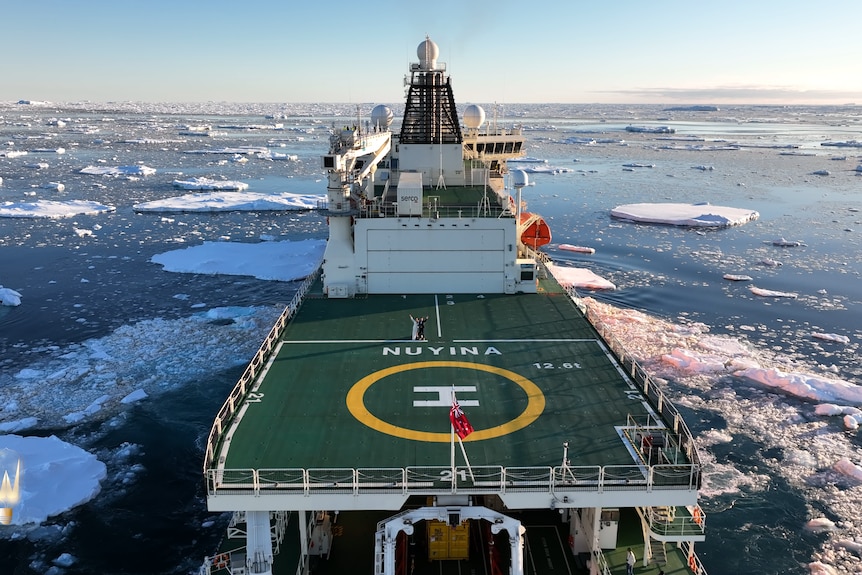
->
(203, 267, 320, 473)
(205, 462, 700, 497)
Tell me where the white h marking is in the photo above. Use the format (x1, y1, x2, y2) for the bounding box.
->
(413, 386, 479, 407)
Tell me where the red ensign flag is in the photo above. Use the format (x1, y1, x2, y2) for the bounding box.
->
(450, 399, 474, 439)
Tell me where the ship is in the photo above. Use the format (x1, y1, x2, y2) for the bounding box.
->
(201, 37, 708, 575)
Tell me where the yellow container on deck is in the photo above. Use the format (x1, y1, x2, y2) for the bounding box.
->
(427, 520, 470, 560)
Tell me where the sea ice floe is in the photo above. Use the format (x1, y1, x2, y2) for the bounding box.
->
(610, 202, 759, 227)
(0, 200, 115, 219)
(833, 458, 862, 482)
(558, 244, 596, 254)
(79, 165, 156, 176)
(546, 263, 615, 290)
(151, 239, 325, 281)
(0, 434, 107, 525)
(737, 367, 862, 404)
(812, 333, 851, 344)
(805, 518, 837, 533)
(0, 286, 23, 306)
(749, 286, 798, 298)
(171, 177, 249, 191)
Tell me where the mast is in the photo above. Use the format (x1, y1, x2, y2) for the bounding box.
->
(399, 36, 462, 145)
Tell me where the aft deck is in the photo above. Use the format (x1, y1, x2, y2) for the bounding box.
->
(205, 275, 700, 509)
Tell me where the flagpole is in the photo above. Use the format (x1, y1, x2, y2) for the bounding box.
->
(450, 389, 456, 491)
(450, 388, 476, 484)
(457, 436, 475, 482)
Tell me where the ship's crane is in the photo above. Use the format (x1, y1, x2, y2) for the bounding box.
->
(322, 110, 393, 214)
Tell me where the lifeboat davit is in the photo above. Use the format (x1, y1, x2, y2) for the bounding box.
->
(519, 212, 552, 249)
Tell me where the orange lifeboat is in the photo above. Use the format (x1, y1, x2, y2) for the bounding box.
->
(519, 212, 552, 249)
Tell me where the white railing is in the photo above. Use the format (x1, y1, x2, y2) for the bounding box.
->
(206, 462, 699, 497)
(203, 268, 320, 473)
(572, 288, 703, 475)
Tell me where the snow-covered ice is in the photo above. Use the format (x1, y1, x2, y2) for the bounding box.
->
(0, 435, 106, 525)
(134, 191, 322, 212)
(610, 202, 759, 227)
(0, 200, 115, 219)
(79, 165, 156, 176)
(546, 263, 615, 290)
(171, 177, 249, 191)
(749, 286, 798, 298)
(0, 286, 22, 306)
(151, 239, 325, 281)
(558, 244, 596, 254)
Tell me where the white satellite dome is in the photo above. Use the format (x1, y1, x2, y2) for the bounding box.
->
(418, 38, 439, 69)
(463, 104, 486, 129)
(370, 105, 394, 130)
(512, 170, 529, 188)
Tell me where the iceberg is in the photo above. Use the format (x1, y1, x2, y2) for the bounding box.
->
(737, 367, 862, 404)
(151, 239, 325, 281)
(0, 200, 115, 218)
(171, 177, 249, 191)
(79, 165, 156, 176)
(558, 244, 596, 254)
(0, 286, 22, 306)
(546, 263, 615, 290)
(0, 434, 106, 525)
(134, 191, 322, 212)
(749, 286, 798, 298)
(610, 202, 759, 228)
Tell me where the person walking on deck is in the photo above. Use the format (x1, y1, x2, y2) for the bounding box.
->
(625, 548, 636, 575)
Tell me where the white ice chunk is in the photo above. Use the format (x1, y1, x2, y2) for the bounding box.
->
(151, 239, 325, 282)
(0, 200, 115, 219)
(0, 434, 106, 525)
(120, 389, 148, 404)
(134, 191, 322, 212)
(833, 458, 862, 482)
(749, 286, 798, 298)
(0, 286, 23, 306)
(546, 263, 615, 290)
(610, 202, 759, 227)
(79, 165, 156, 176)
(812, 333, 850, 344)
(736, 367, 862, 404)
(171, 177, 249, 191)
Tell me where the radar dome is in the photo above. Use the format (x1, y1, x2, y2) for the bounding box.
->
(418, 38, 439, 69)
(463, 104, 486, 129)
(512, 170, 529, 188)
(370, 105, 394, 130)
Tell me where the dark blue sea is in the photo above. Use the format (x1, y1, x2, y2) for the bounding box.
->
(1, 102, 860, 574)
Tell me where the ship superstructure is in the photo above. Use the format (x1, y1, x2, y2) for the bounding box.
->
(202, 38, 708, 575)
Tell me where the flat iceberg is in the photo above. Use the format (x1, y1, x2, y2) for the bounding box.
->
(749, 286, 798, 298)
(79, 165, 156, 176)
(171, 177, 249, 191)
(134, 191, 322, 212)
(558, 244, 596, 254)
(737, 367, 862, 404)
(610, 202, 759, 227)
(151, 239, 325, 281)
(0, 200, 116, 218)
(0, 434, 106, 525)
(546, 263, 615, 290)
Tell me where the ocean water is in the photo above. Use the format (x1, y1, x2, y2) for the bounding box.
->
(0, 101, 860, 574)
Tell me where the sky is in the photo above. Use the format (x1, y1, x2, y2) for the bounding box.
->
(2, 0, 862, 105)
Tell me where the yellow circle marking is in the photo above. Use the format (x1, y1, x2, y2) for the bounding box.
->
(346, 361, 545, 442)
